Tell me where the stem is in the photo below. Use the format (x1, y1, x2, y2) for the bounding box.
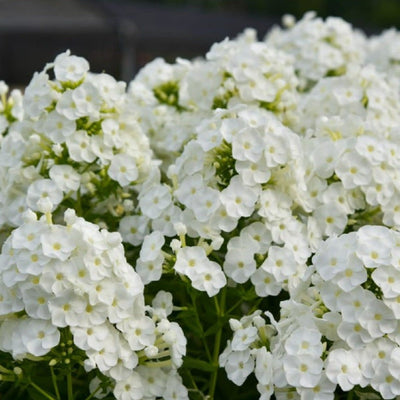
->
(226, 299, 243, 315)
(29, 381, 56, 400)
(191, 293, 212, 362)
(67, 369, 74, 400)
(50, 366, 61, 400)
(84, 384, 102, 400)
(347, 391, 354, 400)
(208, 287, 226, 400)
(76, 189, 83, 217)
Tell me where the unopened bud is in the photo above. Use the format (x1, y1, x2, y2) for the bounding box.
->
(144, 346, 158, 358)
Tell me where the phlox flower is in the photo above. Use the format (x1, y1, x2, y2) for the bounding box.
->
(26, 179, 63, 212)
(296, 375, 336, 400)
(359, 299, 397, 338)
(325, 349, 362, 391)
(284, 327, 323, 357)
(190, 260, 226, 296)
(108, 153, 139, 186)
(54, 51, 89, 82)
(20, 318, 60, 357)
(220, 175, 259, 219)
(283, 354, 323, 388)
(113, 372, 143, 400)
(225, 349, 254, 386)
(118, 215, 149, 246)
(48, 289, 87, 327)
(41, 226, 76, 261)
(163, 372, 189, 400)
(49, 164, 81, 192)
(139, 184, 172, 219)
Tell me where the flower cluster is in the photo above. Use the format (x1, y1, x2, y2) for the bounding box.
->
(265, 11, 366, 89)
(128, 29, 299, 167)
(0, 209, 186, 399)
(3, 11, 400, 400)
(221, 226, 400, 399)
(0, 50, 157, 233)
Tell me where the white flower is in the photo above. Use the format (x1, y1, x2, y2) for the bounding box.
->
(71, 323, 111, 351)
(225, 349, 254, 386)
(139, 184, 172, 219)
(113, 372, 143, 400)
(220, 175, 259, 218)
(261, 245, 297, 282)
(174, 246, 207, 277)
(40, 111, 76, 143)
(359, 299, 397, 338)
(283, 354, 323, 388)
(152, 290, 174, 318)
(251, 268, 282, 297)
(54, 51, 89, 82)
(190, 261, 226, 296)
(284, 327, 323, 357)
(223, 246, 256, 284)
(66, 131, 97, 162)
(231, 326, 258, 351)
(325, 349, 362, 391)
(335, 151, 372, 189)
(49, 164, 81, 192)
(163, 372, 189, 400)
(135, 255, 163, 284)
(26, 179, 63, 212)
(41, 226, 76, 261)
(356, 225, 394, 269)
(140, 231, 165, 262)
(296, 375, 336, 400)
(108, 153, 139, 186)
(119, 215, 149, 246)
(232, 127, 264, 163)
(20, 318, 60, 356)
(48, 289, 87, 327)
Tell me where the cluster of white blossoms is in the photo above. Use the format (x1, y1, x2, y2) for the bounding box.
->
(0, 50, 157, 233)
(4, 11, 400, 400)
(221, 226, 400, 399)
(128, 28, 299, 167)
(0, 209, 186, 400)
(265, 11, 366, 89)
(118, 12, 400, 303)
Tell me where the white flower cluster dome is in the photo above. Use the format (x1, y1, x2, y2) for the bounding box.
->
(0, 50, 157, 233)
(265, 11, 367, 89)
(128, 30, 299, 167)
(221, 226, 400, 399)
(3, 11, 400, 400)
(0, 209, 186, 400)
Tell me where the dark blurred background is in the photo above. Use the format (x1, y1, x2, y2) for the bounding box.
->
(1, 0, 399, 86)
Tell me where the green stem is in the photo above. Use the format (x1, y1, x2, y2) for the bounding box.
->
(76, 189, 83, 217)
(208, 287, 226, 400)
(347, 391, 354, 400)
(50, 366, 61, 400)
(29, 381, 56, 400)
(190, 293, 212, 362)
(84, 384, 102, 400)
(226, 299, 242, 315)
(67, 369, 73, 400)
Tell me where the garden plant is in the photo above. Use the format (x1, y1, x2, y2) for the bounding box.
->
(1, 11, 400, 400)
